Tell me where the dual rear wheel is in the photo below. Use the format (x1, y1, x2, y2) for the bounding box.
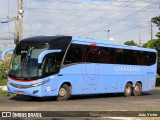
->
(124, 82, 142, 97)
(133, 82, 142, 96)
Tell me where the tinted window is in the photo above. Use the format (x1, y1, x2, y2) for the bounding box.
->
(64, 44, 84, 64)
(64, 43, 157, 66)
(43, 56, 56, 76)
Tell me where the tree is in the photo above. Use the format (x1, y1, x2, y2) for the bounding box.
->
(143, 39, 160, 62)
(151, 16, 160, 39)
(143, 39, 158, 49)
(150, 16, 160, 56)
(143, 39, 160, 54)
(124, 40, 137, 46)
(152, 15, 160, 30)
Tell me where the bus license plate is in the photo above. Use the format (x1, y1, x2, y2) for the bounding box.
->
(17, 91, 23, 95)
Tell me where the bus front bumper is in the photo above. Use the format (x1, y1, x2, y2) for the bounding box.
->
(7, 83, 43, 97)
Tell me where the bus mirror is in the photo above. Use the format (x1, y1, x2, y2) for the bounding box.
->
(1, 48, 14, 61)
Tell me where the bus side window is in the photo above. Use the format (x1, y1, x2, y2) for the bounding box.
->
(43, 56, 55, 76)
(64, 44, 83, 64)
(148, 52, 156, 65)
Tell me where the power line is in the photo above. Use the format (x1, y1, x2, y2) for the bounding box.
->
(80, 0, 159, 37)
(25, 0, 158, 34)
(27, 0, 132, 31)
(52, 2, 103, 30)
(66, 0, 133, 35)
(110, 24, 147, 36)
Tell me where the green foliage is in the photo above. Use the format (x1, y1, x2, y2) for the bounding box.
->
(152, 16, 160, 30)
(152, 16, 160, 39)
(143, 39, 158, 49)
(0, 60, 10, 80)
(0, 90, 9, 97)
(143, 39, 160, 75)
(143, 39, 160, 56)
(0, 79, 7, 86)
(124, 40, 137, 46)
(155, 32, 160, 39)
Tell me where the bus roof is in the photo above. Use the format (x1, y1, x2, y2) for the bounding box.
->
(20, 36, 156, 53)
(20, 36, 71, 44)
(72, 36, 157, 52)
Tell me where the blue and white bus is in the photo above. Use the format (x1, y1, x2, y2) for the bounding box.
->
(1, 36, 157, 100)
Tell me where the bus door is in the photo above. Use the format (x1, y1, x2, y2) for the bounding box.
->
(38, 49, 61, 96)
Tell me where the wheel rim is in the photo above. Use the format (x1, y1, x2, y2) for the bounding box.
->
(59, 88, 66, 97)
(134, 85, 140, 93)
(125, 86, 131, 94)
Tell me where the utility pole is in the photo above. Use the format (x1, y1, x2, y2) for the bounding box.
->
(150, 21, 153, 40)
(138, 28, 141, 46)
(30, 24, 32, 37)
(105, 30, 110, 40)
(17, 0, 23, 43)
(107, 30, 110, 40)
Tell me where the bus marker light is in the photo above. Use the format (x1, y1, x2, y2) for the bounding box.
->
(89, 43, 97, 46)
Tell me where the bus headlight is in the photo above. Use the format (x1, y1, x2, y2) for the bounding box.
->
(31, 82, 43, 87)
(31, 80, 50, 87)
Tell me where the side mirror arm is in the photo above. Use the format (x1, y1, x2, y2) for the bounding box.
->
(1, 48, 14, 61)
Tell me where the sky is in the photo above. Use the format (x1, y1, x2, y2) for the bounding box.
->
(0, 0, 160, 50)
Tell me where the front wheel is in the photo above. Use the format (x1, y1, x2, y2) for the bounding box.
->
(133, 83, 142, 96)
(57, 84, 71, 101)
(124, 83, 132, 97)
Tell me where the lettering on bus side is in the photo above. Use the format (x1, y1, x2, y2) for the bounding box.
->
(114, 66, 140, 72)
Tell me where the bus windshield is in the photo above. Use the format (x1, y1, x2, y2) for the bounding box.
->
(9, 44, 48, 80)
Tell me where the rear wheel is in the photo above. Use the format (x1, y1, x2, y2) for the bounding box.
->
(133, 82, 142, 96)
(124, 83, 132, 97)
(57, 84, 71, 101)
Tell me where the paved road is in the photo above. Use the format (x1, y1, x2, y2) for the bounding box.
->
(0, 89, 160, 111)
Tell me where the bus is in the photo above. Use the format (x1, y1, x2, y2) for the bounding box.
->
(1, 36, 157, 101)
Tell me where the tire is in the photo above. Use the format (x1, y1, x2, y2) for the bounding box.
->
(124, 83, 132, 97)
(57, 84, 71, 101)
(133, 82, 142, 96)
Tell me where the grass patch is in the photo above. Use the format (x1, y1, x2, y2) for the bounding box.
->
(0, 79, 7, 86)
(155, 86, 160, 90)
(0, 79, 9, 96)
(0, 90, 10, 97)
